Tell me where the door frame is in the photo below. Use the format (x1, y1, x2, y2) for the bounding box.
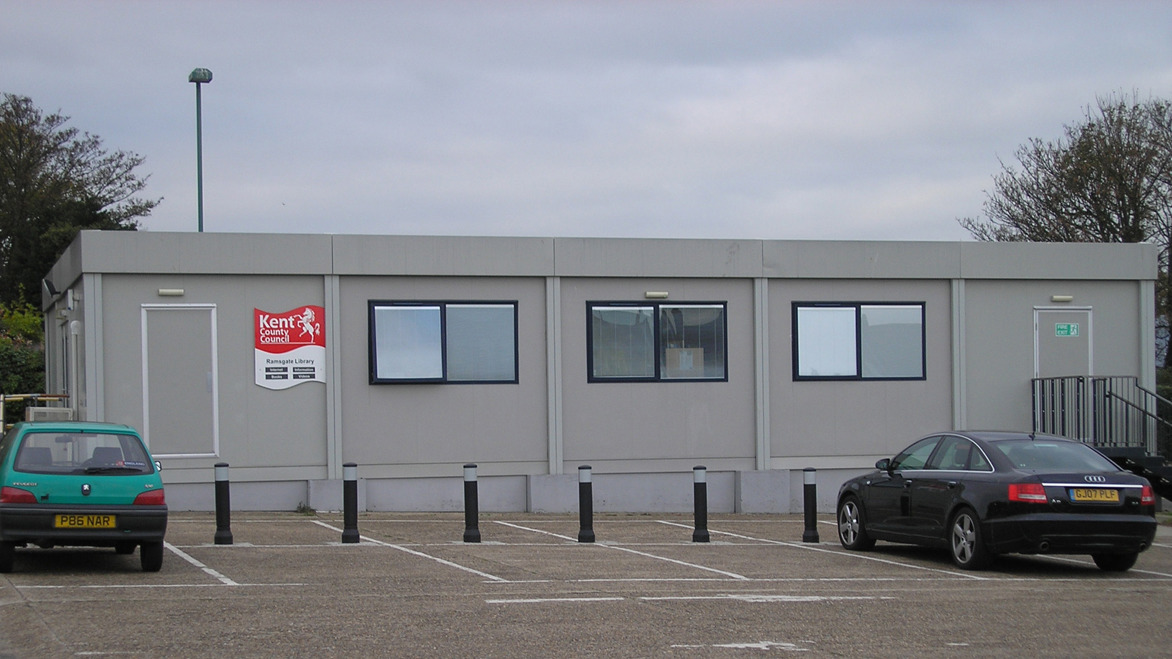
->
(1033, 306, 1093, 378)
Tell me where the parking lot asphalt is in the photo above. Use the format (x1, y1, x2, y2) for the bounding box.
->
(1, 512, 1170, 657)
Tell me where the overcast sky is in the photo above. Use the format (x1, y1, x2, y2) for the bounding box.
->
(4, 1, 1171, 241)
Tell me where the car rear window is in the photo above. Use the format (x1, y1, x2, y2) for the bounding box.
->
(992, 439, 1120, 472)
(14, 432, 154, 475)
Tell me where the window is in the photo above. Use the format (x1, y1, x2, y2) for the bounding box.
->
(369, 301, 518, 384)
(15, 431, 155, 475)
(792, 302, 925, 380)
(927, 436, 992, 472)
(890, 436, 940, 471)
(587, 302, 727, 382)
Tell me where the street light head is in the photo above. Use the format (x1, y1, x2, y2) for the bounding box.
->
(188, 68, 213, 84)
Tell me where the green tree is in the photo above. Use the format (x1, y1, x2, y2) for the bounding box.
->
(0, 299, 45, 424)
(0, 93, 157, 308)
(959, 93, 1172, 364)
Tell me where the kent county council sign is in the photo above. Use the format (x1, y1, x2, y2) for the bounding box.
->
(254, 305, 326, 390)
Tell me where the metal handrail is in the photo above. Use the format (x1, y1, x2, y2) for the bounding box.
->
(1103, 391, 1172, 430)
(1032, 375, 1162, 454)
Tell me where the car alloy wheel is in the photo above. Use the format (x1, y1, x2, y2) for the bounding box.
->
(837, 496, 874, 550)
(949, 508, 991, 570)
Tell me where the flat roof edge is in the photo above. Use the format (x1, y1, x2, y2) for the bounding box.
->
(45, 232, 1158, 282)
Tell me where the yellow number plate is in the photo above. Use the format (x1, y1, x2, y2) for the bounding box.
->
(54, 514, 116, 529)
(1071, 488, 1119, 503)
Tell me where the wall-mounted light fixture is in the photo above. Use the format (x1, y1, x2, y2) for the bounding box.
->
(1050, 295, 1074, 303)
(158, 288, 186, 297)
(644, 291, 669, 299)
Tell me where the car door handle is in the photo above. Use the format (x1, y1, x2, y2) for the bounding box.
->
(903, 481, 913, 488)
(947, 481, 958, 489)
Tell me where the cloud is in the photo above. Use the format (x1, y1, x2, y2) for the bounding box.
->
(4, 1, 1170, 241)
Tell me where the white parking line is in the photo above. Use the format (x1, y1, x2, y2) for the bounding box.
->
(312, 520, 507, 582)
(493, 520, 751, 580)
(164, 542, 240, 586)
(18, 582, 307, 590)
(486, 597, 624, 604)
(1034, 553, 1172, 578)
(676, 640, 811, 651)
(655, 520, 989, 580)
(641, 594, 895, 603)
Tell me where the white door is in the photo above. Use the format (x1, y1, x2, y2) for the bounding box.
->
(1034, 308, 1092, 378)
(141, 304, 219, 457)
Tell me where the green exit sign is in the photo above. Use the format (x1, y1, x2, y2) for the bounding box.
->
(1055, 322, 1080, 337)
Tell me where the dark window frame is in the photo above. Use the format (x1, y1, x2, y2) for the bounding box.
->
(586, 300, 729, 383)
(791, 301, 926, 381)
(368, 300, 519, 385)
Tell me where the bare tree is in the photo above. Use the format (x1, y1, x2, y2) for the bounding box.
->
(960, 93, 1172, 364)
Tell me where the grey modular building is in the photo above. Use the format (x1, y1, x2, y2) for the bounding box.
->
(39, 231, 1158, 513)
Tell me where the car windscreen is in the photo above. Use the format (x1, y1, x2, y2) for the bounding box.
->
(14, 432, 154, 475)
(991, 439, 1121, 472)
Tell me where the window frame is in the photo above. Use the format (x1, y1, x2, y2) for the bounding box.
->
(368, 300, 519, 385)
(792, 301, 926, 381)
(586, 300, 729, 383)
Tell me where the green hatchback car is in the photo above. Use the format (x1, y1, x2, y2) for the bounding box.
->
(0, 421, 168, 572)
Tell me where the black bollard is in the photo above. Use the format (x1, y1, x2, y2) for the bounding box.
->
(692, 466, 710, 542)
(802, 467, 820, 543)
(342, 462, 360, 544)
(463, 463, 481, 543)
(213, 462, 233, 545)
(577, 465, 595, 543)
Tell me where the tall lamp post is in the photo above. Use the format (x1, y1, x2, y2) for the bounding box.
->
(188, 68, 213, 232)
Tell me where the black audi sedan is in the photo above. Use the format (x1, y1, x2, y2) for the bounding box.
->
(836, 431, 1157, 571)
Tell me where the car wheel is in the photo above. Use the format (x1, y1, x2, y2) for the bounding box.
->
(140, 541, 164, 572)
(837, 495, 876, 550)
(1092, 552, 1138, 572)
(949, 508, 991, 570)
(115, 542, 136, 555)
(0, 542, 14, 573)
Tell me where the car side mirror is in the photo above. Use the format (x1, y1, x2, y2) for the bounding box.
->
(154, 460, 162, 472)
(875, 458, 891, 473)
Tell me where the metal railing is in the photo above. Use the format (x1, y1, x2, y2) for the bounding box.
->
(1032, 376, 1171, 455)
(1, 393, 70, 429)
(1032, 376, 1088, 440)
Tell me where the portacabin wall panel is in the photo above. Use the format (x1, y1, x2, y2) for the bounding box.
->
(962, 279, 1145, 430)
(554, 238, 763, 278)
(959, 242, 1159, 281)
(332, 235, 555, 276)
(769, 279, 953, 461)
(764, 241, 962, 279)
(337, 276, 549, 470)
(98, 274, 329, 475)
(558, 277, 757, 469)
(75, 231, 334, 275)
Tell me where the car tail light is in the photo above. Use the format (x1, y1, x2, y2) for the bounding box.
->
(1141, 485, 1156, 506)
(0, 486, 37, 504)
(133, 489, 165, 505)
(1008, 482, 1048, 503)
